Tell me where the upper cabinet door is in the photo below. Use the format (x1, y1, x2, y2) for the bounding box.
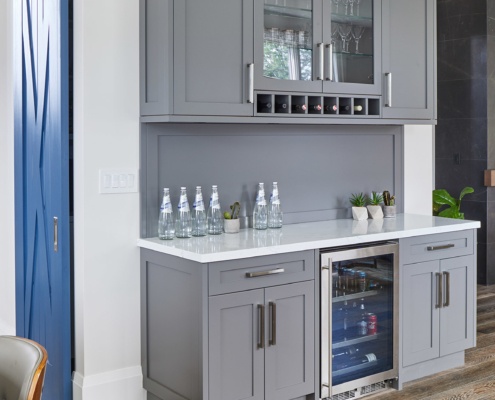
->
(322, 0, 382, 95)
(254, 0, 323, 93)
(381, 0, 435, 119)
(174, 0, 254, 116)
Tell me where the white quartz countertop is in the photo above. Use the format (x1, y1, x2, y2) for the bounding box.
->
(137, 214, 480, 263)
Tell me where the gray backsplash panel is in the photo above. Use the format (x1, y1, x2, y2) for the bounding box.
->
(141, 123, 403, 238)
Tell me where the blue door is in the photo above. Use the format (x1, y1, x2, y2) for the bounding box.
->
(14, 0, 72, 398)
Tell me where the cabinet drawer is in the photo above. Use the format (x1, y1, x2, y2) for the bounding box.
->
(400, 230, 474, 265)
(208, 251, 315, 295)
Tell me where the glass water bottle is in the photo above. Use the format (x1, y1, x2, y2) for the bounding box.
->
(207, 185, 223, 235)
(268, 182, 283, 229)
(158, 188, 175, 240)
(192, 186, 207, 237)
(253, 182, 268, 230)
(175, 187, 192, 238)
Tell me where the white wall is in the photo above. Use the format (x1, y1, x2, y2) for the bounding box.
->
(403, 125, 435, 215)
(72, 0, 144, 399)
(0, 0, 16, 336)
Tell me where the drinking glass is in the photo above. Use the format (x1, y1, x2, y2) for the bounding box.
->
(356, 0, 361, 16)
(332, 0, 340, 14)
(341, 0, 349, 15)
(349, 0, 355, 16)
(351, 25, 365, 54)
(338, 24, 351, 53)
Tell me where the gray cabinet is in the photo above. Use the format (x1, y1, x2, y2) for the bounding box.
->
(141, 249, 316, 400)
(141, 0, 254, 117)
(399, 230, 476, 382)
(381, 0, 435, 120)
(209, 281, 315, 400)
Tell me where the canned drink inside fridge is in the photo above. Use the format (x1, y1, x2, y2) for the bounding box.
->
(367, 313, 377, 335)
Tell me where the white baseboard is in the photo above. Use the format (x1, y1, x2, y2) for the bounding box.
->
(73, 366, 146, 400)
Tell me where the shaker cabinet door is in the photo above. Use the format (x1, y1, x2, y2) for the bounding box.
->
(209, 289, 265, 400)
(401, 260, 440, 367)
(381, 0, 435, 120)
(264, 281, 315, 400)
(174, 0, 254, 116)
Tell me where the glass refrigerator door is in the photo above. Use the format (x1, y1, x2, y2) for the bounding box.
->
(331, 252, 394, 388)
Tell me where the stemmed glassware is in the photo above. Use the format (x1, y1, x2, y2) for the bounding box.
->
(356, 0, 361, 16)
(338, 24, 352, 53)
(332, 0, 340, 14)
(349, 0, 355, 16)
(341, 0, 349, 15)
(351, 25, 365, 54)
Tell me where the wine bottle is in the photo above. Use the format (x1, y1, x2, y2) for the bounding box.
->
(291, 104, 307, 112)
(339, 105, 350, 112)
(324, 104, 338, 112)
(333, 352, 377, 370)
(258, 101, 272, 109)
(275, 102, 288, 112)
(309, 104, 322, 112)
(354, 105, 363, 112)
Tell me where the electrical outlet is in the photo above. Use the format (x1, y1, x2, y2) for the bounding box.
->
(99, 168, 139, 194)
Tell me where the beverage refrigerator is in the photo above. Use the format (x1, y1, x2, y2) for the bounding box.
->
(320, 242, 399, 399)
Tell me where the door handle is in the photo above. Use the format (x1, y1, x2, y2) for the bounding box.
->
(257, 304, 265, 349)
(385, 72, 392, 107)
(321, 264, 331, 398)
(269, 301, 276, 346)
(427, 244, 455, 251)
(53, 217, 58, 252)
(435, 272, 442, 309)
(325, 43, 333, 81)
(317, 43, 324, 80)
(443, 271, 450, 307)
(246, 268, 284, 278)
(247, 63, 254, 104)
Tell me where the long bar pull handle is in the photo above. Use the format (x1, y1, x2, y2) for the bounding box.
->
(269, 302, 276, 346)
(325, 44, 333, 81)
(257, 304, 265, 349)
(427, 244, 455, 251)
(53, 217, 59, 252)
(321, 265, 331, 397)
(443, 271, 450, 307)
(317, 43, 324, 80)
(246, 268, 284, 278)
(247, 63, 254, 104)
(385, 72, 392, 107)
(435, 272, 443, 309)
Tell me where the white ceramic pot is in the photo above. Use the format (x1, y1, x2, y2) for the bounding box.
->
(352, 206, 368, 221)
(383, 205, 396, 218)
(223, 218, 240, 233)
(367, 205, 384, 219)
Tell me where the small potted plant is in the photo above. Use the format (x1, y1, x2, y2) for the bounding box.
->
(367, 191, 384, 219)
(350, 193, 368, 221)
(223, 201, 241, 233)
(382, 190, 396, 218)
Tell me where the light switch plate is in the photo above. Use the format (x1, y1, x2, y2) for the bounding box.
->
(99, 168, 139, 194)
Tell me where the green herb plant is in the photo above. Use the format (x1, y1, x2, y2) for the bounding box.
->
(349, 193, 368, 207)
(432, 187, 474, 219)
(368, 191, 383, 206)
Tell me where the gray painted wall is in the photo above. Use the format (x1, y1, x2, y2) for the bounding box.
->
(141, 123, 403, 238)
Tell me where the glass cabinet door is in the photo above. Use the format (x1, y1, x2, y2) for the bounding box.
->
(255, 0, 323, 92)
(323, 0, 381, 94)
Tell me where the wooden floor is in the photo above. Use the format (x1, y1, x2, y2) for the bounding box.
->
(366, 285, 495, 400)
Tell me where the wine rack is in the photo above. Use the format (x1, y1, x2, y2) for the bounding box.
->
(256, 92, 380, 117)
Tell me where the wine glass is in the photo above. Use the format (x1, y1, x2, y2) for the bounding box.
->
(356, 0, 361, 16)
(349, 0, 355, 16)
(332, 0, 340, 14)
(351, 25, 365, 54)
(338, 24, 352, 53)
(331, 24, 340, 47)
(341, 0, 349, 15)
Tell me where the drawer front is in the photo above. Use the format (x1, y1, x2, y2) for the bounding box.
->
(208, 251, 315, 295)
(400, 230, 474, 265)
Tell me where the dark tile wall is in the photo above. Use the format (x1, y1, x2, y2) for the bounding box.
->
(436, 0, 492, 283)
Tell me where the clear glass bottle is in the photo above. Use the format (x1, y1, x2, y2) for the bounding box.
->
(175, 187, 192, 238)
(158, 188, 175, 240)
(207, 185, 223, 235)
(253, 182, 268, 230)
(268, 181, 283, 228)
(192, 186, 207, 237)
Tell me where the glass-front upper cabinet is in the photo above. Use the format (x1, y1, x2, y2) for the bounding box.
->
(254, 0, 381, 95)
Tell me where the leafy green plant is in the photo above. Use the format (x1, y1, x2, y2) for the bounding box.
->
(432, 187, 474, 219)
(368, 191, 383, 206)
(349, 193, 368, 207)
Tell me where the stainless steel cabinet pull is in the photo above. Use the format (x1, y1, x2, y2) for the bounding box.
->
(269, 302, 276, 346)
(257, 304, 265, 349)
(247, 63, 254, 104)
(443, 271, 450, 307)
(385, 72, 392, 107)
(435, 272, 443, 309)
(317, 43, 324, 80)
(320, 263, 331, 398)
(53, 217, 58, 252)
(427, 244, 455, 251)
(246, 268, 284, 278)
(325, 44, 333, 81)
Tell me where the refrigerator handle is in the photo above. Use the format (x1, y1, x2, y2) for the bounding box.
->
(321, 263, 331, 397)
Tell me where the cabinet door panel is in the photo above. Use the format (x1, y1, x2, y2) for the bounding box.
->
(264, 281, 315, 400)
(440, 255, 475, 356)
(174, 0, 254, 116)
(382, 0, 435, 119)
(209, 290, 264, 400)
(402, 260, 440, 367)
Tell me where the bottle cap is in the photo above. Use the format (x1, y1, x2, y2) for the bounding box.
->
(181, 186, 186, 190)
(273, 182, 278, 185)
(196, 186, 201, 189)
(212, 185, 217, 188)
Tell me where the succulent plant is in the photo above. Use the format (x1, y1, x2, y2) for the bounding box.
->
(224, 201, 241, 220)
(383, 191, 396, 206)
(369, 191, 383, 206)
(349, 193, 367, 207)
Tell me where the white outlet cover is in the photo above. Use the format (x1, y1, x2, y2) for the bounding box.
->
(99, 168, 139, 194)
